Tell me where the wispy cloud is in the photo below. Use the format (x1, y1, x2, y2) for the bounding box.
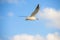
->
(8, 12, 14, 17)
(0, 0, 18, 4)
(0, 38, 2, 40)
(39, 8, 60, 29)
(9, 32, 60, 40)
(0, 0, 26, 4)
(7, 0, 18, 4)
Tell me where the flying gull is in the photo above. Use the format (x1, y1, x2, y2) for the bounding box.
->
(26, 4, 40, 20)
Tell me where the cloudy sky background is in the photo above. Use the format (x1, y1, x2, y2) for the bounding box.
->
(0, 0, 60, 40)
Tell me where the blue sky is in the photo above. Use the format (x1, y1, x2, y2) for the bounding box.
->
(0, 0, 60, 40)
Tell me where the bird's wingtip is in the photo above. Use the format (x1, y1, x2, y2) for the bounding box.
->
(37, 4, 40, 8)
(38, 4, 39, 6)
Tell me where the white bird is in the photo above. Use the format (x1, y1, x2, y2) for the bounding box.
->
(26, 4, 40, 21)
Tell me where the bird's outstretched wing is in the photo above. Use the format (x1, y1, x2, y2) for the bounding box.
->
(30, 4, 40, 17)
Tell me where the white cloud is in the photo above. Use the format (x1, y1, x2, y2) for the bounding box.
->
(40, 8, 60, 29)
(10, 34, 44, 40)
(46, 32, 60, 40)
(9, 32, 60, 40)
(8, 12, 14, 17)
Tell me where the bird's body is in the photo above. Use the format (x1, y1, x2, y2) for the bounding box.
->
(26, 16, 37, 20)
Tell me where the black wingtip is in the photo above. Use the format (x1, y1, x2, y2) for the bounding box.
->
(37, 4, 39, 8)
(38, 4, 39, 6)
